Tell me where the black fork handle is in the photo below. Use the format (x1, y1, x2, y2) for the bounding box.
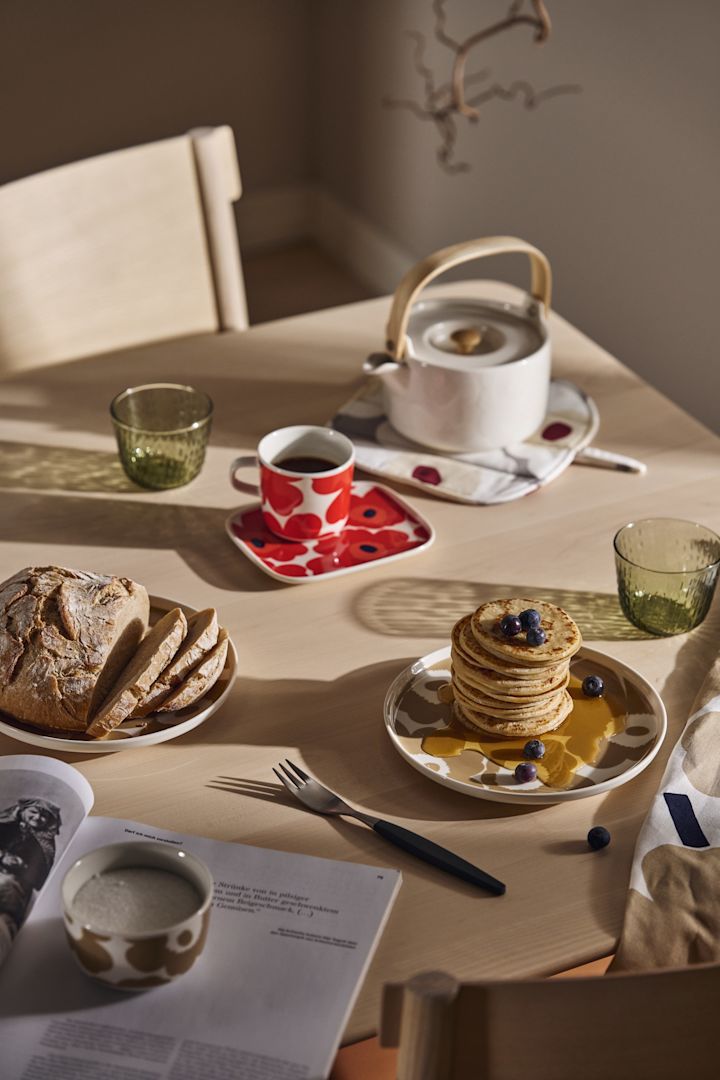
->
(372, 819, 506, 895)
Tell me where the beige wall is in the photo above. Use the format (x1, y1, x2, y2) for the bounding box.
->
(3, 0, 718, 431)
(1, 0, 311, 191)
(310, 0, 720, 433)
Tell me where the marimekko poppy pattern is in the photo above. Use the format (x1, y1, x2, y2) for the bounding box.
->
(347, 486, 405, 528)
(260, 468, 304, 516)
(261, 463, 353, 538)
(228, 482, 434, 582)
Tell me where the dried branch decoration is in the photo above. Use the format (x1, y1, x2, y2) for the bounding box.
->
(383, 0, 581, 174)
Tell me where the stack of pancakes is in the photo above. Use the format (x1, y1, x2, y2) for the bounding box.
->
(451, 599, 583, 737)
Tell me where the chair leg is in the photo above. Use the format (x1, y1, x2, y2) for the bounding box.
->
(396, 971, 460, 1080)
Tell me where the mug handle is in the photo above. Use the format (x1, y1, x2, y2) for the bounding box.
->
(229, 455, 260, 496)
(385, 236, 552, 361)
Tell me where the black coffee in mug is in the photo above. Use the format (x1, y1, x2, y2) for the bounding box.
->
(274, 455, 337, 474)
(230, 425, 355, 539)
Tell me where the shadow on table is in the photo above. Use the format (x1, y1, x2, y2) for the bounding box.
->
(352, 577, 656, 641)
(0, 440, 136, 494)
(207, 774, 509, 900)
(199, 599, 720, 940)
(0, 489, 280, 593)
(0, 334, 364, 449)
(0, 917, 137, 1018)
(187, 658, 543, 824)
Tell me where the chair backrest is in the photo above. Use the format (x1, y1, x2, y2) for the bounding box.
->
(381, 966, 720, 1079)
(0, 125, 247, 375)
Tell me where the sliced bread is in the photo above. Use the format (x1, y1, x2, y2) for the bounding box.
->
(87, 607, 187, 737)
(0, 566, 149, 733)
(156, 629, 229, 713)
(131, 608, 219, 718)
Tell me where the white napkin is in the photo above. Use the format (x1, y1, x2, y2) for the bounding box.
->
(332, 379, 613, 504)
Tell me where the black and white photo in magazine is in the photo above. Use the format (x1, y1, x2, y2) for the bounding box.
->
(0, 758, 92, 963)
(0, 796, 62, 946)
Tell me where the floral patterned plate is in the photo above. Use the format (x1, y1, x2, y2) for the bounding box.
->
(226, 481, 435, 583)
(384, 646, 666, 805)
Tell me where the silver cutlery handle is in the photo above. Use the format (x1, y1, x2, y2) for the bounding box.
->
(372, 820, 506, 895)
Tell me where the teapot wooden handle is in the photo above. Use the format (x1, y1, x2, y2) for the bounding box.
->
(385, 236, 552, 361)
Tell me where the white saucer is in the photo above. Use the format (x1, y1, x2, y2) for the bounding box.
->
(0, 596, 237, 753)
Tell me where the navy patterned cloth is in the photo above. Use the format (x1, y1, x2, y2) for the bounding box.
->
(612, 653, 720, 970)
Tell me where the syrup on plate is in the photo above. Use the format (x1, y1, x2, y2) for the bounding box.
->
(423, 676, 625, 789)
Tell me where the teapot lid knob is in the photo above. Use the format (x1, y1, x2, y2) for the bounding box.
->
(450, 327, 483, 354)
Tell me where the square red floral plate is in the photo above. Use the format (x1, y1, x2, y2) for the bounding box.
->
(225, 481, 435, 583)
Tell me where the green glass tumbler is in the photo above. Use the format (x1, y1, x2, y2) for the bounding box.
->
(110, 384, 213, 490)
(614, 518, 720, 636)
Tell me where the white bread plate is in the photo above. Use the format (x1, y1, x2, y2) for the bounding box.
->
(0, 597, 237, 753)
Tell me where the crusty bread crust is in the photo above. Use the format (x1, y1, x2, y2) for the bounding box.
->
(87, 608, 187, 737)
(0, 567, 148, 732)
(157, 629, 228, 713)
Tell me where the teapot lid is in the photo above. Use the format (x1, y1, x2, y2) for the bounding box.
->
(405, 298, 545, 370)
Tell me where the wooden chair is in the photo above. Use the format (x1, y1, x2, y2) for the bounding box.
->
(0, 126, 247, 375)
(381, 965, 720, 1079)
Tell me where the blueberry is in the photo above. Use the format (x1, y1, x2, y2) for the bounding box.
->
(519, 608, 541, 631)
(500, 614, 522, 638)
(514, 762, 537, 784)
(582, 675, 605, 698)
(526, 627, 546, 646)
(523, 739, 545, 760)
(587, 826, 611, 850)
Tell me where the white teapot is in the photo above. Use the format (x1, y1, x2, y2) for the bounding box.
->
(363, 237, 552, 453)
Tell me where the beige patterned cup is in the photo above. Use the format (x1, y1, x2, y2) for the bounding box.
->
(62, 841, 213, 990)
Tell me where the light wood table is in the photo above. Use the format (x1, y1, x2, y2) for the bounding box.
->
(0, 282, 719, 1041)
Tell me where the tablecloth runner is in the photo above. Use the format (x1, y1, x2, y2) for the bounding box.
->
(612, 652, 720, 969)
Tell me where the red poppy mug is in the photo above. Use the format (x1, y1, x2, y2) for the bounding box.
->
(230, 426, 355, 541)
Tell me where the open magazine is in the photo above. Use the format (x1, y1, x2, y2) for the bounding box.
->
(0, 756, 401, 1080)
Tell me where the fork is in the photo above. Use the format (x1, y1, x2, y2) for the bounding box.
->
(273, 760, 505, 895)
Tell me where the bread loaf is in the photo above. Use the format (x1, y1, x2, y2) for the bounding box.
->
(0, 567, 149, 733)
(157, 629, 229, 712)
(131, 608, 219, 718)
(87, 607, 187, 737)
